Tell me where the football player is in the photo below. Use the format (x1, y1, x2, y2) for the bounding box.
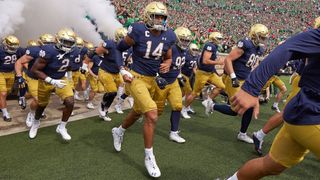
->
(112, 27, 133, 114)
(260, 75, 287, 113)
(227, 27, 320, 180)
(253, 59, 305, 156)
(181, 32, 225, 119)
(87, 53, 103, 109)
(72, 36, 88, 101)
(154, 26, 192, 143)
(15, 34, 56, 127)
(111, 2, 175, 178)
(94, 28, 125, 121)
(181, 43, 199, 114)
(0, 35, 24, 122)
(29, 28, 79, 141)
(205, 24, 268, 143)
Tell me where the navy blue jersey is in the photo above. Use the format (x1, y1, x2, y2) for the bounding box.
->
(91, 55, 103, 75)
(122, 48, 133, 68)
(241, 29, 320, 125)
(160, 45, 187, 84)
(39, 45, 80, 79)
(100, 39, 123, 74)
(198, 42, 218, 73)
(0, 46, 24, 72)
(71, 47, 88, 71)
(25, 46, 42, 78)
(233, 38, 264, 80)
(127, 22, 176, 76)
(295, 59, 305, 75)
(182, 50, 198, 77)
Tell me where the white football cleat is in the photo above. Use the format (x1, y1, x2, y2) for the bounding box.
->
(205, 99, 214, 116)
(145, 155, 161, 178)
(100, 115, 112, 122)
(201, 99, 208, 108)
(114, 104, 124, 114)
(74, 92, 83, 101)
(56, 125, 71, 141)
(98, 103, 106, 117)
(237, 132, 253, 144)
(112, 127, 124, 152)
(86, 102, 95, 109)
(26, 112, 34, 128)
(29, 120, 40, 139)
(181, 108, 191, 119)
(169, 131, 186, 143)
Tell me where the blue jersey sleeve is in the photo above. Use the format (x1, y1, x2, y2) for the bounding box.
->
(38, 46, 53, 63)
(242, 29, 320, 97)
(127, 23, 140, 43)
(236, 40, 247, 50)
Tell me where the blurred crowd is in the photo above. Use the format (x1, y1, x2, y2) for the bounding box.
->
(112, 0, 319, 52)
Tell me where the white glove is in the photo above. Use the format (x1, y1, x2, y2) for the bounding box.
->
(120, 68, 133, 78)
(45, 77, 67, 89)
(80, 63, 88, 74)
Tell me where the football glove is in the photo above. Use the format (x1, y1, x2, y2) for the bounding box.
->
(80, 63, 88, 74)
(45, 77, 67, 89)
(231, 77, 240, 88)
(177, 74, 186, 87)
(17, 75, 27, 97)
(120, 68, 133, 78)
(155, 74, 168, 90)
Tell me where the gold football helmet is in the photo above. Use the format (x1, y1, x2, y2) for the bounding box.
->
(115, 27, 128, 42)
(249, 24, 269, 46)
(2, 35, 20, 54)
(56, 28, 76, 52)
(85, 42, 95, 52)
(27, 40, 40, 47)
(75, 36, 84, 48)
(39, 33, 56, 45)
(208, 32, 223, 45)
(143, 1, 168, 31)
(174, 27, 193, 50)
(189, 43, 200, 56)
(314, 17, 320, 29)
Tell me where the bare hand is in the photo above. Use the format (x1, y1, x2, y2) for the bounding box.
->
(230, 89, 260, 119)
(123, 74, 133, 83)
(160, 62, 170, 73)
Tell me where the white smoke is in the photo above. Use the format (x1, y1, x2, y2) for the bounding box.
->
(0, 0, 122, 46)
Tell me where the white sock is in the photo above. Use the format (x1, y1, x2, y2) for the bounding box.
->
(273, 102, 278, 107)
(60, 121, 67, 129)
(118, 125, 126, 134)
(1, 108, 9, 117)
(182, 96, 185, 102)
(75, 91, 79, 96)
(256, 129, 266, 141)
(145, 147, 154, 157)
(117, 86, 124, 97)
(227, 172, 238, 180)
(30, 110, 35, 116)
(239, 132, 246, 136)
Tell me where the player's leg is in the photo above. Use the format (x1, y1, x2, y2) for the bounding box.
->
(182, 70, 209, 118)
(55, 79, 74, 141)
(87, 74, 98, 109)
(167, 81, 185, 143)
(272, 78, 287, 112)
(0, 73, 14, 121)
(98, 70, 118, 121)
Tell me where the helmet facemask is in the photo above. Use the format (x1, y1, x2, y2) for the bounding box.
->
(146, 14, 167, 31)
(57, 38, 76, 52)
(3, 40, 19, 54)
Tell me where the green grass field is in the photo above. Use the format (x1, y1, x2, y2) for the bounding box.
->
(0, 76, 319, 180)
